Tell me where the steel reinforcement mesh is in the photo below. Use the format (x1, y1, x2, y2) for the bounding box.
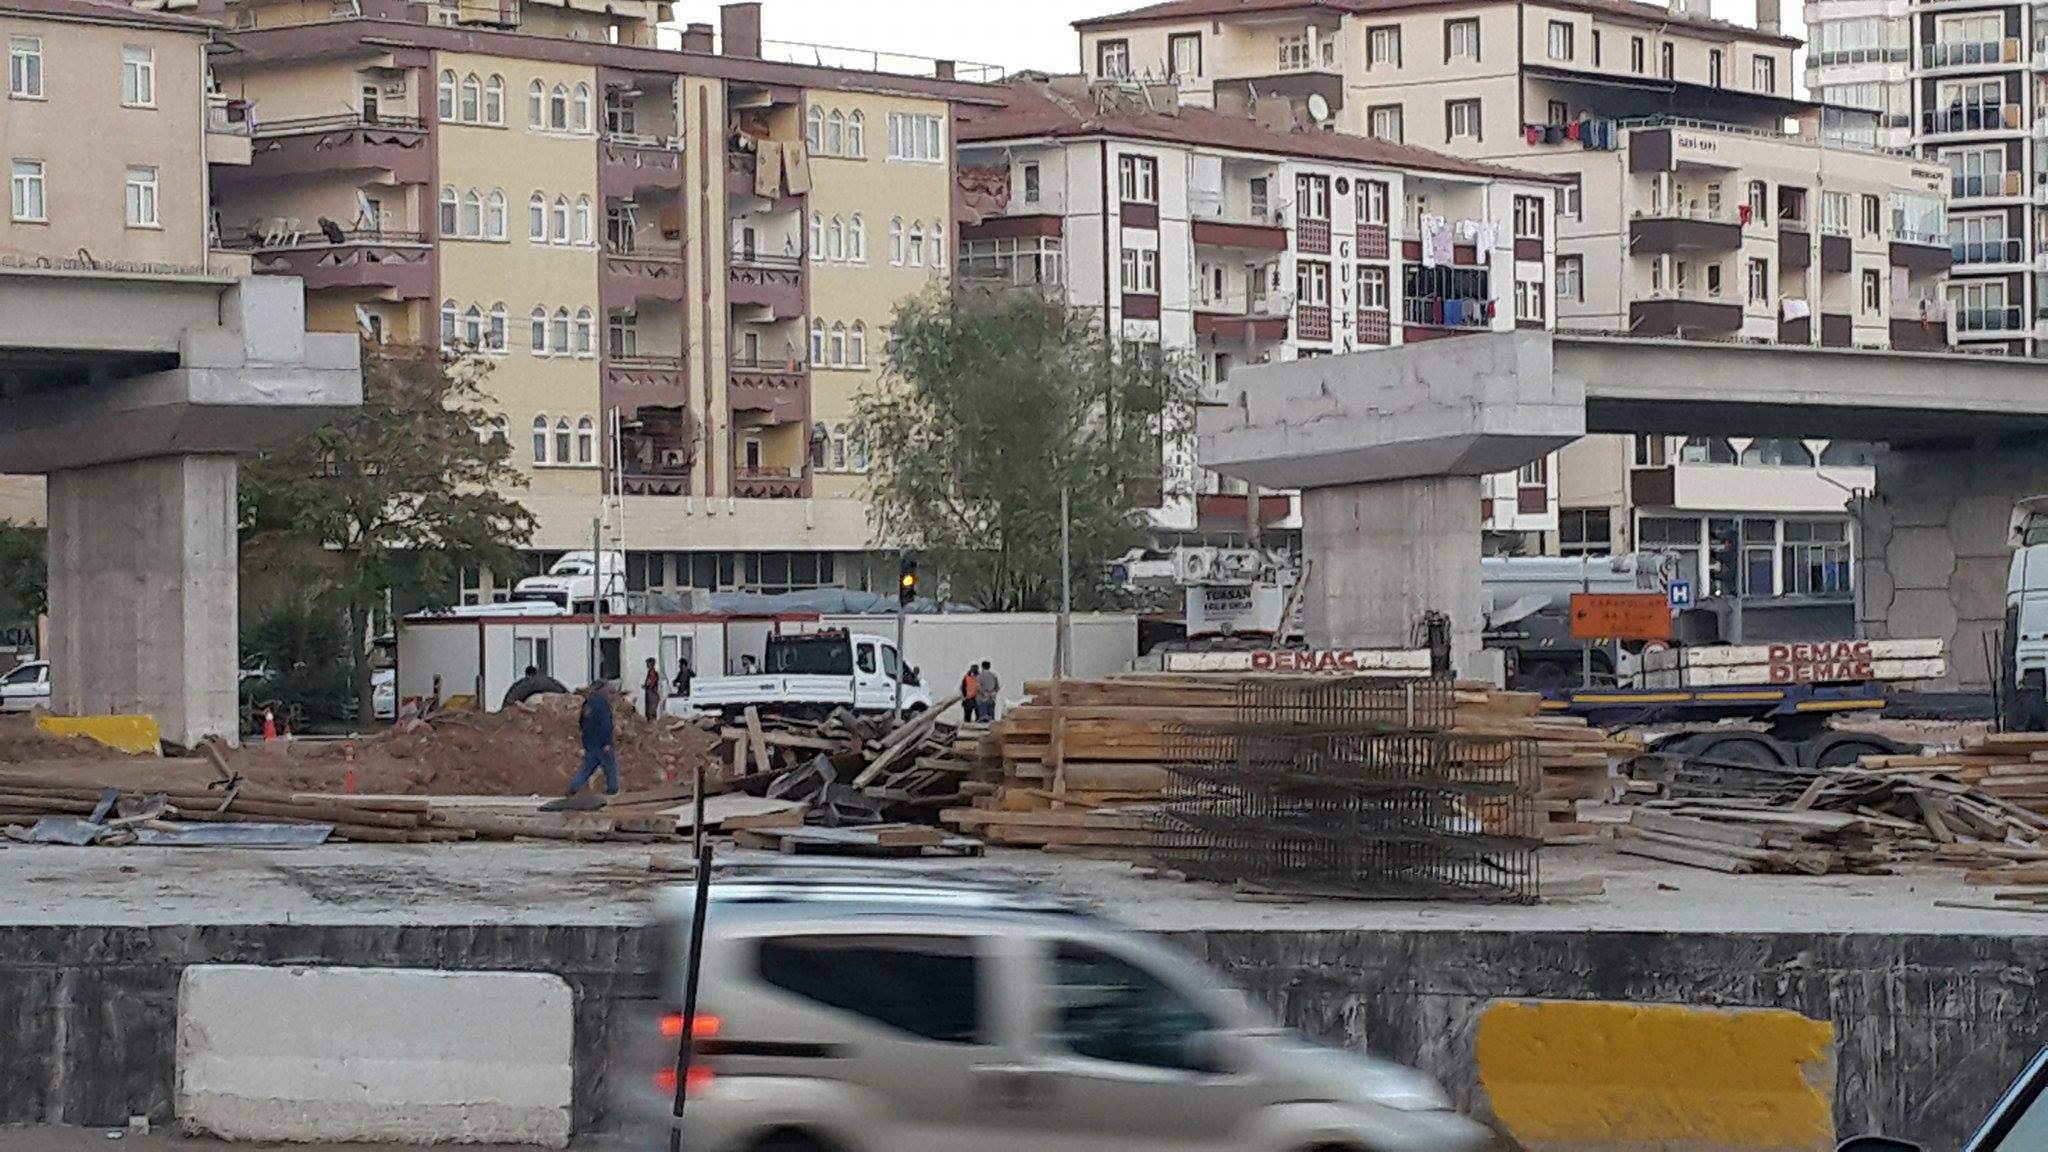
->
(1231, 677, 1460, 732)
(1153, 680, 1541, 902)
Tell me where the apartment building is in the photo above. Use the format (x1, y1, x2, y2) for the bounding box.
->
(1907, 0, 2044, 356)
(956, 74, 1564, 549)
(0, 0, 251, 531)
(168, 0, 980, 599)
(1806, 0, 1916, 149)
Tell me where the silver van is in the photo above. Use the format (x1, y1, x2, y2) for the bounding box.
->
(612, 869, 1496, 1152)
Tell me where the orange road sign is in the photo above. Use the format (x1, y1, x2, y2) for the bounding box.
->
(1569, 592, 1672, 641)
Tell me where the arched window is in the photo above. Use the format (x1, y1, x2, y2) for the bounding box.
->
(551, 307, 570, 352)
(532, 415, 549, 463)
(529, 306, 548, 354)
(809, 211, 823, 258)
(828, 215, 844, 262)
(458, 73, 481, 123)
(572, 83, 591, 132)
(551, 196, 569, 243)
(460, 189, 482, 238)
(574, 307, 594, 355)
(809, 320, 825, 364)
(829, 322, 846, 367)
(847, 214, 865, 263)
(485, 189, 506, 240)
(907, 220, 925, 267)
(527, 80, 544, 127)
(483, 75, 504, 124)
(847, 110, 864, 157)
(548, 83, 568, 131)
(805, 105, 824, 152)
(849, 320, 866, 367)
(461, 303, 483, 347)
(889, 217, 904, 266)
(848, 428, 868, 472)
(930, 221, 946, 267)
(576, 416, 596, 464)
(527, 192, 546, 241)
(438, 185, 458, 236)
(437, 70, 456, 120)
(554, 418, 572, 465)
(573, 196, 593, 245)
(439, 299, 458, 347)
(826, 109, 844, 155)
(830, 424, 848, 471)
(487, 302, 506, 350)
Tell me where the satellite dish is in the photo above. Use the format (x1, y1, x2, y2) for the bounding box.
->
(1306, 92, 1332, 124)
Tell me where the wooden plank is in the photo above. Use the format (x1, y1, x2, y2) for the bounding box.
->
(743, 707, 772, 778)
(1914, 792, 1957, 844)
(851, 699, 953, 788)
(1615, 837, 1757, 873)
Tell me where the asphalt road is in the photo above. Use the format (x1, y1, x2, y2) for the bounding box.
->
(0, 1133, 611, 1151)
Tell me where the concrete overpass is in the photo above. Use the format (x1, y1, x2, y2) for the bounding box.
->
(1202, 332, 2048, 689)
(0, 268, 359, 745)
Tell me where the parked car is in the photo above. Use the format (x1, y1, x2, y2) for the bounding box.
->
(0, 659, 49, 713)
(1838, 1046, 2047, 1151)
(679, 630, 933, 721)
(372, 668, 395, 721)
(613, 870, 1493, 1152)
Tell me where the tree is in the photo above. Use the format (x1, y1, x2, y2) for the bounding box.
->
(0, 522, 45, 623)
(240, 344, 535, 720)
(854, 290, 1199, 611)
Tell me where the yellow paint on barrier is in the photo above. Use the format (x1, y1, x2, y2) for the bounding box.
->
(36, 714, 162, 756)
(1475, 998, 1836, 1152)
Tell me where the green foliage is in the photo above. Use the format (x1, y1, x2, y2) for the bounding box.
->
(240, 343, 535, 717)
(854, 290, 1200, 612)
(242, 602, 356, 724)
(0, 522, 45, 621)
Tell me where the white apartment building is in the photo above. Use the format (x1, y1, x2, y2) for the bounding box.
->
(955, 75, 1566, 549)
(1806, 0, 1917, 150)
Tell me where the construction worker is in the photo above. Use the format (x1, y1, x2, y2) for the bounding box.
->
(978, 660, 1001, 722)
(642, 657, 664, 720)
(567, 686, 620, 797)
(959, 665, 979, 724)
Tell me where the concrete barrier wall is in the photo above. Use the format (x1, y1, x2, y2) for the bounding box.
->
(176, 965, 573, 1147)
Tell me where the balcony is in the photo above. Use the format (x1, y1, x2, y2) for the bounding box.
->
(1297, 216, 1331, 255)
(1954, 236, 2025, 266)
(1191, 216, 1289, 252)
(727, 361, 808, 424)
(726, 147, 805, 204)
(618, 405, 694, 497)
(1891, 315, 1951, 351)
(1821, 313, 1852, 348)
(1952, 171, 2024, 199)
(604, 355, 688, 411)
(1403, 296, 1494, 332)
(232, 114, 431, 186)
(239, 230, 433, 299)
(1778, 314, 1811, 344)
(1921, 104, 2022, 136)
(1778, 222, 1811, 270)
(600, 134, 683, 196)
(1192, 308, 1289, 342)
(1919, 39, 2020, 71)
(1630, 295, 1742, 337)
(1357, 222, 1389, 261)
(1890, 236, 1953, 272)
(1356, 308, 1391, 345)
(1821, 232, 1851, 274)
(1629, 210, 1742, 254)
(1955, 305, 2026, 333)
(205, 93, 252, 167)
(728, 254, 806, 318)
(733, 468, 806, 499)
(601, 243, 686, 305)
(1295, 303, 1331, 342)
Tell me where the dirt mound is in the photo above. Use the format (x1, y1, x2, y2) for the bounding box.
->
(0, 712, 123, 765)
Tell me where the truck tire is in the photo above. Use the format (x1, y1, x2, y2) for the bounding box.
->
(1801, 731, 1914, 769)
(1682, 730, 1796, 769)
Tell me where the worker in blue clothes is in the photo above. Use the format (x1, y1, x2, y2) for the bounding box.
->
(567, 685, 620, 797)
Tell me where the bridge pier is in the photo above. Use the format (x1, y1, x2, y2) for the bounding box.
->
(0, 275, 358, 746)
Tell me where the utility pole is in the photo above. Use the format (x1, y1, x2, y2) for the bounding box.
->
(1059, 485, 1072, 677)
(1731, 519, 1747, 646)
(589, 517, 602, 687)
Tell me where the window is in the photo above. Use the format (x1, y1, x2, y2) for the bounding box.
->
(849, 321, 867, 366)
(1358, 265, 1388, 309)
(1359, 179, 1388, 224)
(527, 80, 543, 127)
(574, 196, 592, 245)
(1446, 98, 1481, 142)
(1752, 55, 1775, 93)
(809, 320, 825, 364)
(575, 307, 594, 355)
(1546, 20, 1573, 61)
(758, 935, 984, 1045)
(847, 110, 864, 156)
(486, 189, 506, 240)
(120, 165, 159, 227)
(1591, 29, 1601, 66)
(527, 192, 546, 241)
(461, 303, 483, 348)
(605, 309, 632, 356)
(1046, 943, 1214, 1072)
(931, 221, 945, 267)
(1295, 259, 1329, 305)
(1562, 177, 1582, 220)
(460, 189, 482, 238)
(1708, 49, 1723, 87)
(439, 70, 457, 119)
(1096, 38, 1130, 78)
(487, 303, 506, 352)
(1555, 255, 1583, 302)
(439, 300, 458, 347)
(548, 83, 568, 131)
(552, 307, 570, 352)
(1820, 191, 1850, 236)
(1747, 257, 1769, 304)
(459, 73, 480, 123)
(1706, 264, 1723, 296)
(571, 83, 591, 132)
(886, 112, 944, 162)
(10, 158, 43, 222)
(1022, 162, 1041, 205)
(1633, 434, 1667, 467)
(1445, 18, 1479, 61)
(9, 36, 41, 99)
(576, 417, 595, 465)
(848, 214, 866, 263)
(889, 217, 904, 265)
(1781, 520, 1851, 597)
(907, 220, 925, 267)
(1660, 42, 1674, 79)
(1559, 508, 1613, 557)
(483, 75, 504, 124)
(1547, 99, 1568, 125)
(826, 215, 843, 262)
(121, 46, 154, 107)
(1368, 104, 1403, 143)
(1861, 194, 1881, 238)
(1249, 176, 1269, 219)
(1368, 25, 1400, 67)
(1861, 269, 1881, 314)
(532, 416, 549, 463)
(1515, 279, 1545, 322)
(1117, 155, 1158, 204)
(551, 196, 569, 243)
(1120, 247, 1159, 293)
(1746, 180, 1767, 222)
(1513, 194, 1544, 240)
(1169, 33, 1202, 79)
(1631, 36, 1645, 73)
(1295, 173, 1329, 220)
(805, 105, 823, 152)
(1517, 457, 1548, 486)
(829, 322, 846, 367)
(529, 307, 548, 354)
(437, 185, 458, 235)
(554, 419, 572, 465)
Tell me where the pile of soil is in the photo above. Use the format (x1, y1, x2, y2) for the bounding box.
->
(0, 712, 119, 765)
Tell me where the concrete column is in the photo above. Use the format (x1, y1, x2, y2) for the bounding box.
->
(1302, 476, 1485, 669)
(1860, 439, 2048, 692)
(46, 456, 240, 747)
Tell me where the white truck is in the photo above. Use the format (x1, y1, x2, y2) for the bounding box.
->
(2007, 496, 2048, 729)
(678, 629, 934, 720)
(512, 550, 626, 614)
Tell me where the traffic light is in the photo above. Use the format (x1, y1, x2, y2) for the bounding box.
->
(898, 558, 918, 607)
(1708, 522, 1741, 598)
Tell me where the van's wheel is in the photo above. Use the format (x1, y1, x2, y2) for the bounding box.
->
(751, 1132, 836, 1152)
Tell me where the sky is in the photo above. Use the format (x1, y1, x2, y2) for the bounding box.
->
(667, 1, 1806, 90)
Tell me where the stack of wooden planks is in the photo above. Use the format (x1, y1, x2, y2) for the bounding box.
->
(1858, 732, 2048, 812)
(707, 702, 978, 814)
(943, 676, 1634, 853)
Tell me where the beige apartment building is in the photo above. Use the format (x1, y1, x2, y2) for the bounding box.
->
(0, 0, 251, 532)
(162, 0, 979, 599)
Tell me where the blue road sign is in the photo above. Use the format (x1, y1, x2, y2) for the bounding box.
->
(1668, 580, 1694, 609)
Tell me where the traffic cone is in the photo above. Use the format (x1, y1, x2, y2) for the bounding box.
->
(342, 741, 357, 794)
(262, 706, 277, 743)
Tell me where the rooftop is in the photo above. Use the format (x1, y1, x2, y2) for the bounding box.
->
(959, 73, 1566, 184)
(1072, 0, 1804, 49)
(0, 0, 216, 32)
